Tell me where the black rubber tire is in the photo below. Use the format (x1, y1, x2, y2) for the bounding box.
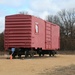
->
(42, 53, 44, 56)
(39, 53, 41, 57)
(25, 50, 29, 58)
(18, 54, 21, 58)
(49, 51, 51, 57)
(52, 51, 55, 56)
(30, 53, 34, 58)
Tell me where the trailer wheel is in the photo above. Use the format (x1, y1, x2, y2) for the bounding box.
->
(52, 53, 54, 56)
(29, 49, 35, 58)
(49, 51, 52, 57)
(18, 54, 21, 58)
(39, 53, 41, 57)
(49, 53, 51, 57)
(38, 48, 42, 57)
(52, 51, 56, 56)
(42, 53, 44, 56)
(25, 54, 28, 58)
(30, 53, 34, 57)
(25, 50, 29, 58)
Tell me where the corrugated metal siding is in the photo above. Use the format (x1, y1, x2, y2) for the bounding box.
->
(31, 16, 45, 49)
(52, 25, 60, 50)
(45, 22, 52, 49)
(5, 15, 32, 50)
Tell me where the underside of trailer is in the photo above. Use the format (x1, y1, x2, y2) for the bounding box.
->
(8, 47, 57, 58)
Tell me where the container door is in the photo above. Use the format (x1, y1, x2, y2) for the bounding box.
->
(45, 22, 52, 49)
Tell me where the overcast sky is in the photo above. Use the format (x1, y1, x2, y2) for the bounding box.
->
(0, 0, 75, 33)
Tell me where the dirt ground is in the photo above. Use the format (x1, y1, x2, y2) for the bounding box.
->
(0, 54, 75, 75)
(40, 64, 75, 75)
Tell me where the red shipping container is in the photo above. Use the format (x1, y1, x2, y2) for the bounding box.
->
(4, 14, 60, 57)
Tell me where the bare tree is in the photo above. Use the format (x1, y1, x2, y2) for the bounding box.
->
(47, 8, 75, 50)
(58, 9, 75, 38)
(19, 11, 28, 15)
(47, 15, 60, 25)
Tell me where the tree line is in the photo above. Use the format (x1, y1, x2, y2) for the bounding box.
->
(0, 32, 4, 51)
(47, 8, 75, 50)
(0, 8, 75, 51)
